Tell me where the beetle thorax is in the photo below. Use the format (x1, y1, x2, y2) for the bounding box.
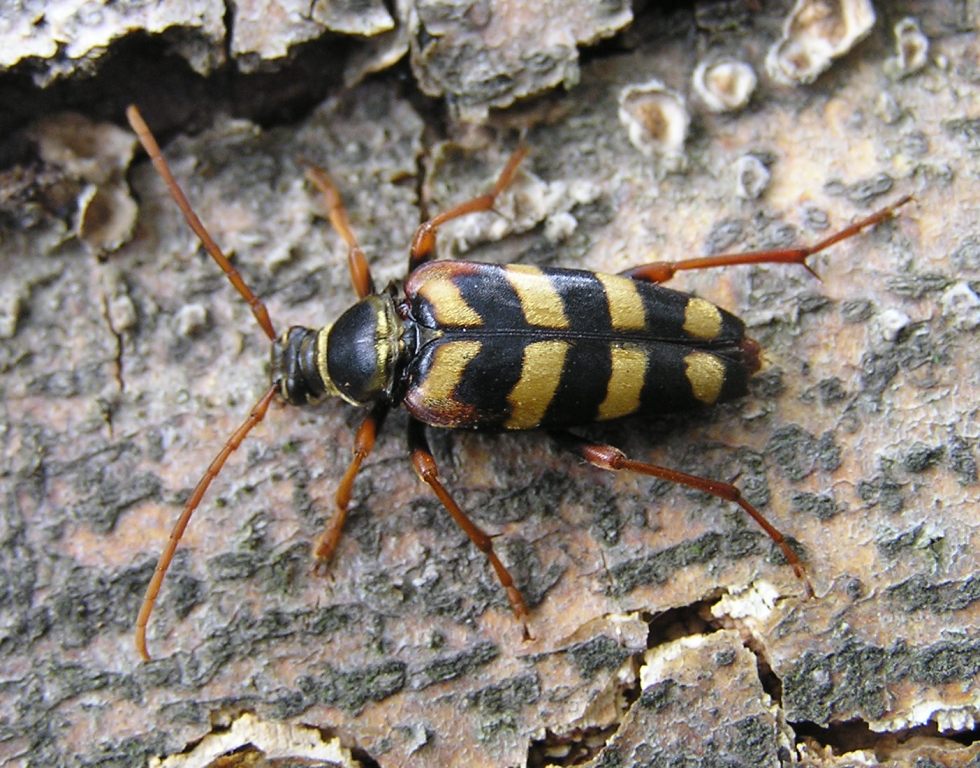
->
(272, 294, 402, 407)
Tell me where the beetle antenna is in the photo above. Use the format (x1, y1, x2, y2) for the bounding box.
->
(126, 105, 277, 341)
(135, 384, 278, 660)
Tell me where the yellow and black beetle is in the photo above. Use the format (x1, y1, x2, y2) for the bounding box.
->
(127, 105, 910, 660)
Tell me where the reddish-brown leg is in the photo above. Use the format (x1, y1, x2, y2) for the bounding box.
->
(129, 105, 288, 659)
(135, 384, 278, 661)
(408, 420, 532, 638)
(126, 105, 277, 341)
(622, 195, 913, 284)
(552, 431, 815, 598)
(304, 164, 375, 299)
(408, 145, 529, 272)
(311, 404, 388, 571)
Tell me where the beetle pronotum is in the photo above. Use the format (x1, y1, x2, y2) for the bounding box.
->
(126, 105, 910, 660)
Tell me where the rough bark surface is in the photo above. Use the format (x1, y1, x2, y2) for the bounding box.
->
(0, 2, 977, 767)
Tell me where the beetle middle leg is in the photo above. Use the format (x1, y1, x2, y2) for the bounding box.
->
(312, 403, 389, 573)
(408, 419, 532, 638)
(408, 145, 529, 272)
(621, 195, 912, 284)
(552, 431, 815, 598)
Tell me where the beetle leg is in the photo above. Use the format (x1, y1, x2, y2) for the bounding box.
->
(621, 195, 912, 285)
(408, 145, 529, 273)
(552, 431, 815, 598)
(312, 404, 388, 571)
(408, 419, 532, 638)
(304, 164, 375, 299)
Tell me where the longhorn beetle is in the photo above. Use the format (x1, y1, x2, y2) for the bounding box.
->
(126, 105, 911, 660)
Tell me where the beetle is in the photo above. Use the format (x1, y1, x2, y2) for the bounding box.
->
(126, 105, 910, 660)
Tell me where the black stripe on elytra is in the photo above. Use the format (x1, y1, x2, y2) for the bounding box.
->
(434, 265, 533, 423)
(637, 344, 750, 413)
(540, 270, 614, 424)
(634, 280, 746, 345)
(451, 266, 527, 330)
(541, 338, 612, 427)
(450, 333, 527, 427)
(639, 344, 703, 412)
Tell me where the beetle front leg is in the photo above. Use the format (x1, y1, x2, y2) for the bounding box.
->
(552, 431, 815, 598)
(312, 404, 388, 572)
(621, 195, 912, 285)
(304, 164, 376, 299)
(408, 145, 528, 272)
(408, 419, 532, 638)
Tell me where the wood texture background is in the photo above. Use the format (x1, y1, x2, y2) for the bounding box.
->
(0, 1, 976, 766)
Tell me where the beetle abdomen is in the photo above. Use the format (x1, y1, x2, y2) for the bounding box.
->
(402, 261, 758, 430)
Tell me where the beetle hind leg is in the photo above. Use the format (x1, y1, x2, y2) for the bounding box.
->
(408, 420, 532, 638)
(621, 195, 912, 285)
(552, 431, 815, 598)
